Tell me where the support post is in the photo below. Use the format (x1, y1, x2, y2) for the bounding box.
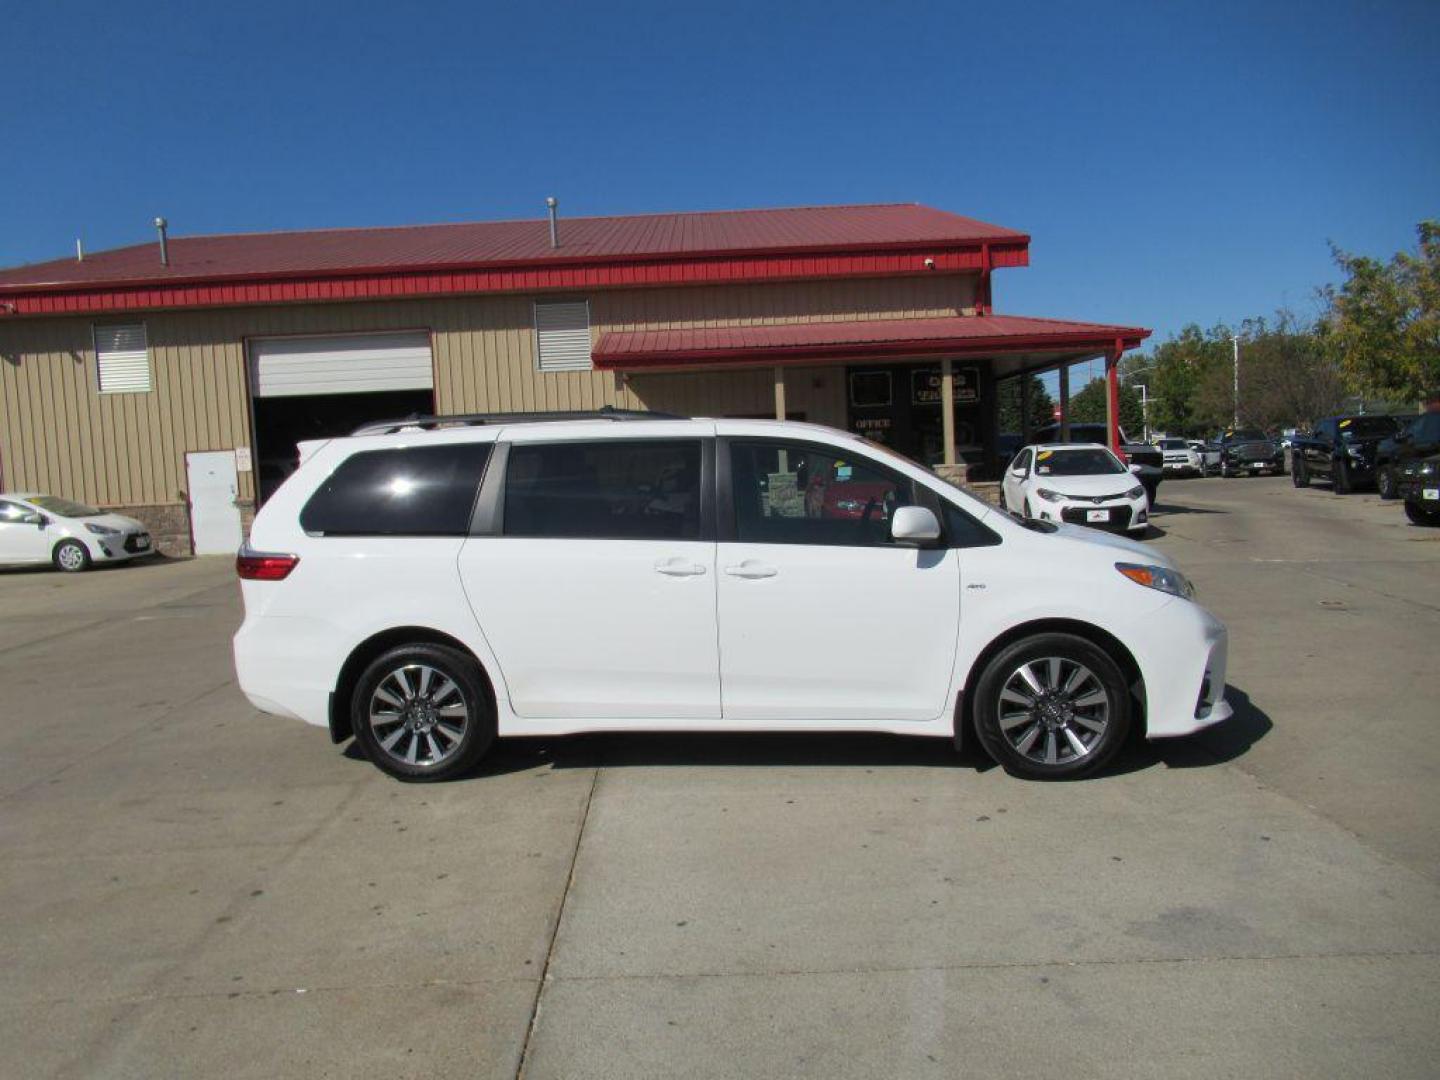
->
(1058, 363, 1071, 442)
(1105, 349, 1122, 454)
(940, 358, 956, 466)
(773, 366, 786, 421)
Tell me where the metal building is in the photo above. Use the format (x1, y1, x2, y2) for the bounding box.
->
(0, 203, 1148, 553)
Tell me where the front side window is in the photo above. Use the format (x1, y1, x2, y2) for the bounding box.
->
(0, 500, 37, 524)
(300, 443, 492, 537)
(504, 440, 702, 540)
(730, 440, 914, 547)
(1009, 449, 1031, 475)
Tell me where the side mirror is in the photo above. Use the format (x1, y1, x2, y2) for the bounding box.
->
(1010, 467, 1026, 479)
(1129, 463, 1143, 474)
(891, 505, 941, 544)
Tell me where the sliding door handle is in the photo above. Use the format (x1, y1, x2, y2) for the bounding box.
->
(654, 557, 707, 577)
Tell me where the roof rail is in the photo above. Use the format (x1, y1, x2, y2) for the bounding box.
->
(349, 406, 681, 437)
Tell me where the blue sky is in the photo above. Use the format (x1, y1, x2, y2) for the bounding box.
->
(2, 0, 1436, 355)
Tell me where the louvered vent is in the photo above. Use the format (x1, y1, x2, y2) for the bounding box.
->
(94, 324, 152, 393)
(534, 300, 592, 371)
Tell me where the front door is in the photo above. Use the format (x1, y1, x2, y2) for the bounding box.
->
(458, 435, 720, 719)
(716, 438, 960, 721)
(185, 451, 242, 554)
(0, 500, 52, 563)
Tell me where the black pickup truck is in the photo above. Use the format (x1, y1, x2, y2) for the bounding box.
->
(1291, 415, 1403, 493)
(1217, 428, 1284, 477)
(1028, 422, 1164, 503)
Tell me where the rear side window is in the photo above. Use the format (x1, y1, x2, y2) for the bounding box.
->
(300, 443, 492, 537)
(503, 440, 702, 540)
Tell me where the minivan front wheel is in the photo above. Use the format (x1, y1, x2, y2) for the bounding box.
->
(351, 644, 495, 781)
(972, 633, 1130, 780)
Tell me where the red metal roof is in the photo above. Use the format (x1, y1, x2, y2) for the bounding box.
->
(0, 203, 1026, 292)
(593, 314, 1150, 370)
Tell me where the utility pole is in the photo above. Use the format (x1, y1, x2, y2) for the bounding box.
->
(1134, 383, 1150, 442)
(1231, 334, 1240, 426)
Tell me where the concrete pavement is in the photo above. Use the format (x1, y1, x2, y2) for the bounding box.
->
(0, 478, 1436, 1078)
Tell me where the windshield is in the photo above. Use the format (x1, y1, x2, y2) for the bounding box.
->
(27, 495, 102, 518)
(1226, 429, 1266, 442)
(1338, 417, 1397, 440)
(1160, 439, 1187, 450)
(1034, 448, 1127, 476)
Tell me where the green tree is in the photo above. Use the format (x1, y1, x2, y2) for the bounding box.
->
(1068, 377, 1143, 434)
(1129, 324, 1234, 435)
(1324, 220, 1440, 404)
(1225, 310, 1344, 430)
(997, 374, 1055, 434)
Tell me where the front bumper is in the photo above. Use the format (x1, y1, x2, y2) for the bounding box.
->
(1136, 599, 1232, 739)
(1397, 476, 1440, 502)
(1034, 498, 1148, 533)
(89, 530, 154, 561)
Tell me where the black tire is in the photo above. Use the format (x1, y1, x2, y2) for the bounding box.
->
(1377, 468, 1397, 500)
(1404, 500, 1440, 526)
(971, 632, 1131, 781)
(1334, 459, 1352, 495)
(350, 643, 495, 782)
(1220, 461, 1232, 478)
(53, 538, 92, 573)
(1143, 481, 1159, 506)
(1293, 458, 1309, 487)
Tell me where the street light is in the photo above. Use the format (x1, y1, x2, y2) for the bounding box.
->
(1133, 383, 1150, 442)
(1231, 334, 1240, 426)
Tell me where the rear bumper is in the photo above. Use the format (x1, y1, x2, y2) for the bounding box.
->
(233, 614, 337, 728)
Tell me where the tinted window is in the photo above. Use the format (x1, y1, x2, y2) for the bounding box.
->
(300, 443, 492, 537)
(940, 500, 1002, 548)
(504, 440, 702, 540)
(1035, 448, 1127, 476)
(1339, 417, 1396, 439)
(0, 500, 36, 524)
(730, 440, 914, 547)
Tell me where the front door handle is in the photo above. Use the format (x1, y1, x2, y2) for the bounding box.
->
(654, 557, 707, 577)
(724, 560, 777, 579)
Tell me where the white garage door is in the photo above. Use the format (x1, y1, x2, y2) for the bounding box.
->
(250, 332, 434, 398)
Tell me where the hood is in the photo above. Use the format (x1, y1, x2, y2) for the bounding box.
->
(1030, 473, 1141, 499)
(1051, 522, 1176, 568)
(79, 511, 146, 532)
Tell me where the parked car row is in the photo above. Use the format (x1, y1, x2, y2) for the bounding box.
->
(1291, 412, 1439, 526)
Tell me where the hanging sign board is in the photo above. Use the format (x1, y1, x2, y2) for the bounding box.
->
(911, 367, 979, 406)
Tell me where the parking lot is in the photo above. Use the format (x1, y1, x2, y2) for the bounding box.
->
(2, 477, 1438, 1079)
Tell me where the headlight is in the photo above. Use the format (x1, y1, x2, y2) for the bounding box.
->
(1347, 445, 1366, 459)
(1116, 562, 1195, 600)
(1422, 463, 1436, 476)
(1036, 488, 1065, 503)
(85, 523, 119, 536)
(1126, 485, 1145, 499)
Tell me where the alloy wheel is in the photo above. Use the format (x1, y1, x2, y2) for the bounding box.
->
(367, 663, 470, 768)
(56, 542, 88, 571)
(996, 656, 1110, 766)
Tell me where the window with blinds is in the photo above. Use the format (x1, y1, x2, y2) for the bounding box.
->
(94, 324, 152, 393)
(533, 300, 592, 372)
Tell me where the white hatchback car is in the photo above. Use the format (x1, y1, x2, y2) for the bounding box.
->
(0, 493, 153, 572)
(234, 415, 1230, 782)
(1001, 444, 1150, 535)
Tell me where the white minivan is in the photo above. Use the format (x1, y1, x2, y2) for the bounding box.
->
(233, 414, 1231, 782)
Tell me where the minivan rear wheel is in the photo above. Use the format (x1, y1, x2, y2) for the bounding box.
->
(972, 633, 1131, 780)
(351, 644, 495, 782)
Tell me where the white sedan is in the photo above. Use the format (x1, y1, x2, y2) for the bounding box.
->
(1002, 444, 1150, 534)
(0, 493, 153, 572)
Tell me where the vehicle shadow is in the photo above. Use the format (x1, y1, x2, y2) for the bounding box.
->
(1102, 685, 1272, 776)
(415, 684, 1273, 781)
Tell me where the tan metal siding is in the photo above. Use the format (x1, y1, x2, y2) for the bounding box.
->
(0, 274, 973, 506)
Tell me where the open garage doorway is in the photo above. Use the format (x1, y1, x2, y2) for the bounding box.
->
(248, 332, 436, 504)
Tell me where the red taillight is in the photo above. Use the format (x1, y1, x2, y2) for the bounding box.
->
(236, 550, 299, 581)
